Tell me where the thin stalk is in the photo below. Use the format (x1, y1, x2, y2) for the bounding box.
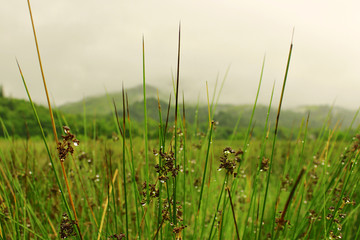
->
(122, 88, 129, 239)
(173, 22, 181, 225)
(275, 168, 305, 238)
(126, 93, 141, 237)
(226, 187, 240, 240)
(193, 122, 214, 238)
(182, 93, 187, 239)
(142, 36, 150, 204)
(26, 1, 82, 238)
(113, 94, 129, 239)
(243, 81, 275, 239)
(26, 0, 58, 142)
(16, 61, 74, 231)
(231, 55, 266, 197)
(244, 55, 266, 150)
(156, 91, 164, 240)
(205, 82, 213, 187)
(258, 33, 294, 240)
(197, 121, 214, 211)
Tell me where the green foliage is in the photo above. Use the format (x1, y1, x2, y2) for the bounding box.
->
(1, 94, 360, 141)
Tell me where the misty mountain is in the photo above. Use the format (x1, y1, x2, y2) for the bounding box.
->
(59, 84, 360, 138)
(59, 84, 169, 115)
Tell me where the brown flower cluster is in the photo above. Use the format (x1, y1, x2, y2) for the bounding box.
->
(340, 134, 360, 166)
(307, 209, 322, 224)
(275, 215, 289, 231)
(159, 199, 186, 236)
(57, 126, 79, 162)
(140, 181, 159, 206)
(260, 157, 269, 172)
(327, 196, 356, 239)
(59, 213, 76, 239)
(218, 147, 243, 176)
(153, 149, 179, 183)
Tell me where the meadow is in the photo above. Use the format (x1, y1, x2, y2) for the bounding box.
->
(1, 1, 360, 240)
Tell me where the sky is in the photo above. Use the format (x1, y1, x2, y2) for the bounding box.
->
(1, 0, 360, 109)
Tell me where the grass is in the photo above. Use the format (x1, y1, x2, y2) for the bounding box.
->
(1, 2, 360, 240)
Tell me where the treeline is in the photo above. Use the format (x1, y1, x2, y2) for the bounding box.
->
(0, 96, 358, 141)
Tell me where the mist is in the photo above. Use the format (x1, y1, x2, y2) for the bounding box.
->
(1, 0, 360, 109)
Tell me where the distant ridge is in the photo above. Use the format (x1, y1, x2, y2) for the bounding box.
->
(59, 84, 169, 115)
(0, 91, 359, 139)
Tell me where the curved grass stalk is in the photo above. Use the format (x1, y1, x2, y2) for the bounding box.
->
(16, 60, 74, 227)
(26, 1, 83, 238)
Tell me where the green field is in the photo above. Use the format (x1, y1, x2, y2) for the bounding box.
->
(1, 114, 360, 239)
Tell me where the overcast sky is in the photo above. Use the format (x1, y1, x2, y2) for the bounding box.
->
(1, 0, 360, 109)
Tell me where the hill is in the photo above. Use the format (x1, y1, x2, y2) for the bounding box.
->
(59, 84, 168, 115)
(0, 96, 54, 138)
(1, 85, 359, 140)
(57, 84, 360, 140)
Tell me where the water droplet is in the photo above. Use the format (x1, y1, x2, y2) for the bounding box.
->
(218, 168, 222, 172)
